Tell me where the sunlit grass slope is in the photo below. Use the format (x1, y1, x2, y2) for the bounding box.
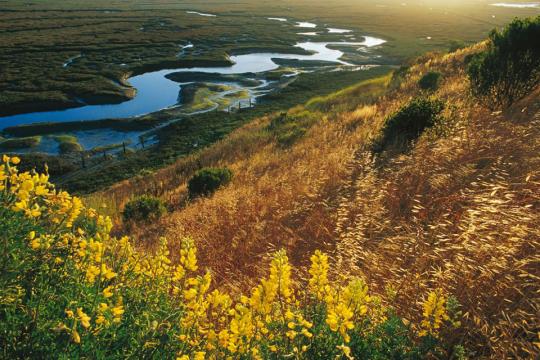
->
(86, 39, 540, 358)
(1, 155, 463, 358)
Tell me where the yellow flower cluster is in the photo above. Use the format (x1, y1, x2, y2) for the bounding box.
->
(1, 155, 81, 227)
(0, 156, 457, 358)
(419, 289, 450, 337)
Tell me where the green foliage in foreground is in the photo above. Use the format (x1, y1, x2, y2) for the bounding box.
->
(375, 98, 444, 152)
(122, 195, 167, 223)
(468, 16, 540, 108)
(188, 167, 233, 198)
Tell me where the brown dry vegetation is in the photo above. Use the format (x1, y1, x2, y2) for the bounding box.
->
(90, 43, 539, 358)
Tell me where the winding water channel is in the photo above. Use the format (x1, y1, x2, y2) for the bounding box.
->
(0, 37, 385, 130)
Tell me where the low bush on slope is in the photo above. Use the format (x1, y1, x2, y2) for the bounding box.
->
(122, 195, 167, 223)
(375, 97, 444, 152)
(0, 155, 464, 358)
(188, 167, 233, 198)
(468, 16, 540, 108)
(418, 71, 441, 91)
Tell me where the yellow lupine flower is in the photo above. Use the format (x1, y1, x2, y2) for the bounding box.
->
(112, 305, 124, 323)
(95, 315, 107, 325)
(103, 286, 113, 298)
(30, 238, 41, 250)
(85, 265, 100, 283)
(101, 264, 117, 280)
(308, 250, 330, 300)
(72, 329, 81, 344)
(34, 185, 49, 196)
(419, 289, 450, 337)
(286, 330, 297, 340)
(326, 302, 354, 342)
(76, 308, 91, 329)
(337, 344, 354, 359)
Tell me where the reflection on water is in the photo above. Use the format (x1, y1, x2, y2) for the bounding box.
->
(0, 37, 386, 129)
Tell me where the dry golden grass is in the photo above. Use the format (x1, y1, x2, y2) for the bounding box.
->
(93, 43, 539, 357)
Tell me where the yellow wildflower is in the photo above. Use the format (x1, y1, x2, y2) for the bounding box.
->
(419, 289, 450, 337)
(326, 302, 354, 342)
(337, 344, 354, 359)
(308, 250, 330, 300)
(76, 308, 91, 329)
(72, 329, 81, 344)
(103, 286, 114, 298)
(194, 352, 205, 360)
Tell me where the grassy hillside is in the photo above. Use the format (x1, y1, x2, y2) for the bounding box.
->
(85, 33, 540, 357)
(2, 17, 540, 359)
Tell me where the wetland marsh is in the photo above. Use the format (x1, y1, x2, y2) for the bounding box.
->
(1, 0, 538, 173)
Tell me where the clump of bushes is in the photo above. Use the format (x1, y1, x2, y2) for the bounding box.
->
(418, 71, 441, 91)
(468, 16, 540, 108)
(375, 98, 444, 152)
(188, 167, 233, 198)
(122, 195, 166, 222)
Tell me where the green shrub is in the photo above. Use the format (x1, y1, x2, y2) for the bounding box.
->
(468, 16, 540, 108)
(375, 98, 444, 152)
(188, 167, 233, 198)
(418, 71, 441, 91)
(122, 195, 166, 222)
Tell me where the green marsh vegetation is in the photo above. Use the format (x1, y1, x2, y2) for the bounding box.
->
(57, 66, 393, 194)
(1, 0, 537, 195)
(0, 136, 42, 149)
(0, 0, 531, 116)
(52, 135, 83, 154)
